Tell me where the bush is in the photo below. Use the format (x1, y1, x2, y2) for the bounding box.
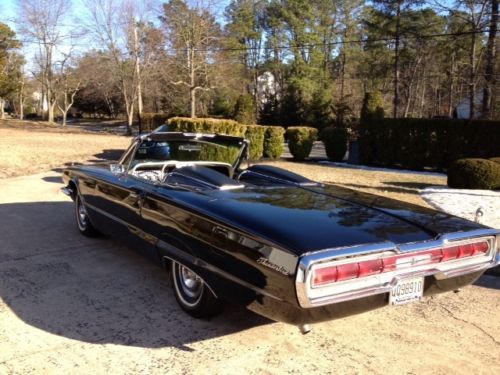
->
(168, 117, 246, 137)
(245, 125, 266, 160)
(234, 94, 256, 125)
(360, 91, 385, 123)
(286, 127, 318, 161)
(264, 126, 285, 159)
(490, 157, 500, 164)
(447, 158, 500, 190)
(321, 127, 348, 162)
(141, 113, 169, 132)
(359, 118, 500, 171)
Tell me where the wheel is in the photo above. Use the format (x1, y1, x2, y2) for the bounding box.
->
(75, 194, 98, 236)
(171, 261, 222, 319)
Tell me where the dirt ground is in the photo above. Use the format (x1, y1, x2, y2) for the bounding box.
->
(0, 121, 499, 374)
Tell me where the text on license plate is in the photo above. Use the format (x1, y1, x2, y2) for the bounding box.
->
(389, 276, 424, 306)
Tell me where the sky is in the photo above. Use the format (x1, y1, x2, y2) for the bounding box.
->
(0, 0, 227, 71)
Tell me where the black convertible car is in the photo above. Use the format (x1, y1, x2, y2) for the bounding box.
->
(62, 132, 499, 333)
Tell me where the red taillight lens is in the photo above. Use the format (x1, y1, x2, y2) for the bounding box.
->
(472, 241, 489, 255)
(441, 246, 459, 261)
(313, 266, 338, 286)
(311, 240, 490, 288)
(336, 263, 359, 281)
(358, 259, 383, 277)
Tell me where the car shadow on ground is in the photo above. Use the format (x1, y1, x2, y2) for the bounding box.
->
(42, 175, 63, 184)
(474, 275, 500, 290)
(90, 149, 126, 162)
(0, 201, 270, 351)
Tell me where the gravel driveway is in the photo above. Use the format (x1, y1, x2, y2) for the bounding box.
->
(0, 172, 499, 374)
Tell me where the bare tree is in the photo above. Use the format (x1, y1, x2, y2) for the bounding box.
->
(18, 0, 70, 122)
(161, 0, 221, 118)
(82, 0, 158, 134)
(55, 52, 81, 126)
(482, 0, 498, 118)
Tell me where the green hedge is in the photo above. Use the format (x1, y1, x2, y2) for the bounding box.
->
(141, 113, 169, 132)
(168, 117, 290, 161)
(264, 126, 285, 159)
(359, 118, 500, 170)
(286, 127, 318, 161)
(245, 125, 266, 160)
(321, 127, 348, 162)
(168, 117, 247, 137)
(448, 158, 500, 190)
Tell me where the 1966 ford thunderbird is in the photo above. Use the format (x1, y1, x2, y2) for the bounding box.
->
(62, 131, 499, 333)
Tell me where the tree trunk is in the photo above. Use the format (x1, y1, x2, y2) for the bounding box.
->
(0, 99, 5, 119)
(403, 57, 422, 118)
(190, 87, 196, 118)
(189, 46, 196, 118)
(134, 24, 143, 117)
(19, 94, 24, 120)
(469, 33, 477, 119)
(127, 104, 134, 133)
(48, 97, 56, 123)
(482, 0, 498, 119)
(448, 53, 456, 117)
(393, 1, 402, 118)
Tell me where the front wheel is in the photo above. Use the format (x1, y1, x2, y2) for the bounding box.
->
(171, 261, 222, 319)
(75, 194, 98, 237)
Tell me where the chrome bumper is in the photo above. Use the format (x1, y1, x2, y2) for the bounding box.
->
(296, 229, 500, 308)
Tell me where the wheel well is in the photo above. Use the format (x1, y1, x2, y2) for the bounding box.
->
(68, 180, 78, 200)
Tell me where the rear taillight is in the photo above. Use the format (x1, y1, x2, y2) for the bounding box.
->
(312, 240, 490, 288)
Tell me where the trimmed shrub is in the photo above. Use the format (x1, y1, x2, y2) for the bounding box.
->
(168, 117, 246, 137)
(359, 118, 500, 171)
(286, 127, 318, 161)
(264, 126, 285, 159)
(447, 158, 500, 190)
(141, 113, 169, 132)
(360, 91, 385, 123)
(245, 125, 266, 160)
(490, 157, 500, 164)
(234, 94, 256, 125)
(321, 127, 348, 162)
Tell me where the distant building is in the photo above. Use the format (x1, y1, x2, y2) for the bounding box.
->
(249, 72, 279, 106)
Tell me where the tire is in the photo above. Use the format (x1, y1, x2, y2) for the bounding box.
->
(75, 194, 98, 237)
(171, 261, 222, 319)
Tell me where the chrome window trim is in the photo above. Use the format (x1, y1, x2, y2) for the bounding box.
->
(296, 228, 500, 308)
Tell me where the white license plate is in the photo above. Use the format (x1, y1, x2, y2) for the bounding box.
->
(389, 276, 424, 305)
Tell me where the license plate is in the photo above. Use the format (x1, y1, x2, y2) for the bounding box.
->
(389, 276, 424, 305)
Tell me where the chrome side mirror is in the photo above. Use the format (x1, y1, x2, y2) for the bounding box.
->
(110, 164, 125, 175)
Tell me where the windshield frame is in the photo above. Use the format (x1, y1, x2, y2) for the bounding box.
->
(121, 132, 248, 171)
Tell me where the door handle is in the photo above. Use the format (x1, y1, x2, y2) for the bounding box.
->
(129, 188, 146, 206)
(213, 226, 228, 238)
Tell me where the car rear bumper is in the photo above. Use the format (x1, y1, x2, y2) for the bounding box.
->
(246, 270, 485, 325)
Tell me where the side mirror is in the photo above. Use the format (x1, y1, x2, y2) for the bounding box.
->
(110, 164, 125, 175)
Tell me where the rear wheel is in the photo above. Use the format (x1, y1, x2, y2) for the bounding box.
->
(75, 194, 97, 237)
(171, 261, 222, 319)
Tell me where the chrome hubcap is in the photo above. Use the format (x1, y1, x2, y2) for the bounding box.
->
(179, 265, 202, 299)
(77, 198, 88, 229)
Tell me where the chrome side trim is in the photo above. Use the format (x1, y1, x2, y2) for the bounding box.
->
(85, 202, 131, 229)
(86, 203, 283, 302)
(296, 229, 499, 308)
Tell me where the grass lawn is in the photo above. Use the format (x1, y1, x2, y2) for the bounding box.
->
(0, 119, 446, 208)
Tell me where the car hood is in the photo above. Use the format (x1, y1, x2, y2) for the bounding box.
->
(166, 184, 486, 255)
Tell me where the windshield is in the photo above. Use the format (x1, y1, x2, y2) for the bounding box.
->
(130, 139, 244, 167)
